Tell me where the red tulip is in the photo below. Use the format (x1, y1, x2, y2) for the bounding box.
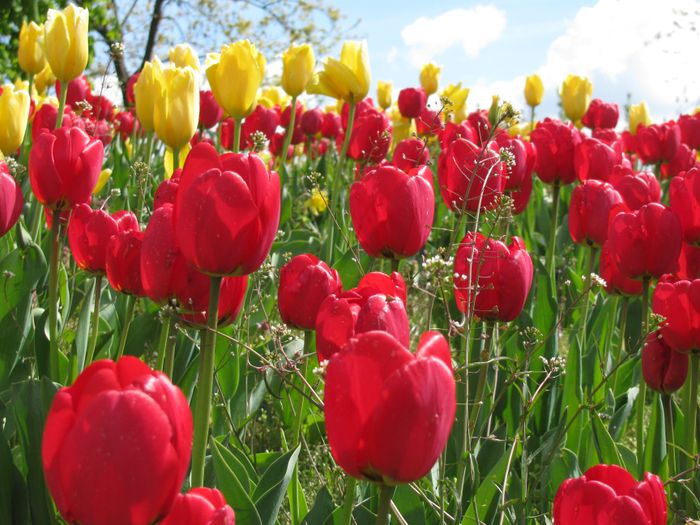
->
(553, 464, 666, 525)
(174, 267, 247, 327)
(397, 87, 427, 119)
(321, 112, 341, 139)
(300, 108, 324, 136)
(438, 138, 505, 213)
(86, 94, 115, 121)
(530, 118, 582, 185)
(662, 142, 697, 179)
(642, 331, 688, 394)
(56, 75, 91, 110)
(568, 179, 624, 247)
(341, 98, 375, 129)
(453, 233, 533, 321)
(440, 121, 476, 149)
(634, 122, 681, 165)
(679, 113, 700, 150)
(160, 488, 235, 525)
(581, 99, 619, 129)
(106, 229, 145, 296)
(126, 73, 139, 106)
(277, 254, 342, 330)
(592, 127, 622, 148)
(114, 110, 138, 141)
(652, 278, 700, 353)
(608, 167, 660, 211)
(174, 143, 280, 276)
(342, 109, 391, 164)
(199, 90, 223, 129)
(416, 107, 443, 137)
(467, 110, 491, 145)
(350, 164, 434, 259)
(315, 271, 408, 362)
(29, 126, 104, 210)
(391, 137, 429, 171)
(606, 203, 682, 280)
(599, 242, 643, 296)
(0, 161, 23, 237)
(68, 204, 139, 273)
(510, 171, 533, 215)
(324, 330, 456, 483)
(574, 137, 621, 182)
(154, 169, 181, 210)
(42, 357, 193, 525)
(670, 166, 700, 244)
(495, 133, 535, 191)
(31, 104, 82, 140)
(676, 242, 700, 280)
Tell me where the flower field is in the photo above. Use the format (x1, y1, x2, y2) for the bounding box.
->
(1, 3, 700, 524)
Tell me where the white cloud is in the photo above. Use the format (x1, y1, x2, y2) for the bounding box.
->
(387, 46, 398, 64)
(401, 5, 507, 67)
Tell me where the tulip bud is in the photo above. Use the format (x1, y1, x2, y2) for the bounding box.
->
(524, 74, 544, 108)
(560, 74, 592, 124)
(629, 102, 651, 135)
(554, 464, 667, 525)
(153, 66, 199, 150)
(0, 161, 23, 238)
(134, 58, 163, 133)
(642, 332, 688, 394)
(582, 98, 619, 129)
(392, 137, 429, 171)
(341, 108, 392, 164)
(653, 278, 700, 354)
(608, 167, 660, 211)
(419, 62, 441, 95)
(573, 137, 621, 182)
(530, 118, 582, 185)
(300, 108, 323, 136)
(397, 87, 427, 119)
(106, 229, 145, 296)
(678, 113, 700, 149)
(670, 167, 700, 244)
(160, 488, 236, 525)
(207, 40, 266, 119)
(568, 180, 624, 247)
(376, 80, 393, 110)
(441, 82, 469, 121)
(19, 20, 46, 75)
(169, 43, 200, 70)
(281, 43, 315, 97)
(633, 122, 680, 165)
(44, 3, 89, 82)
(0, 84, 30, 156)
(308, 40, 371, 103)
(324, 330, 456, 484)
(42, 357, 193, 525)
(199, 90, 223, 129)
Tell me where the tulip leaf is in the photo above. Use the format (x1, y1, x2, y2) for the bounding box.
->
(643, 394, 668, 478)
(591, 411, 624, 467)
(462, 442, 517, 524)
(211, 438, 263, 525)
(0, 293, 33, 391)
(332, 247, 372, 289)
(74, 278, 95, 373)
(0, 428, 29, 524)
(0, 243, 46, 323)
(301, 485, 334, 525)
(254, 446, 301, 525)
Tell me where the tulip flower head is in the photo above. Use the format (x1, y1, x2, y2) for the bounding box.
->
(524, 74, 544, 108)
(560, 74, 592, 124)
(0, 83, 30, 156)
(18, 20, 46, 75)
(134, 58, 163, 133)
(281, 43, 316, 97)
(377, 80, 393, 110)
(642, 331, 688, 394)
(419, 62, 441, 95)
(441, 82, 469, 121)
(44, 3, 89, 82)
(153, 65, 200, 150)
(0, 161, 23, 238)
(629, 102, 651, 134)
(160, 488, 236, 525)
(308, 40, 371, 103)
(169, 43, 200, 70)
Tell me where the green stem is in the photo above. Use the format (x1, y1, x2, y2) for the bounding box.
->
(340, 477, 357, 525)
(115, 295, 137, 360)
(172, 146, 180, 171)
(84, 274, 102, 368)
(682, 354, 699, 477)
(48, 208, 61, 380)
(191, 275, 222, 488)
(145, 131, 156, 165)
(376, 485, 395, 525)
(662, 393, 676, 476)
(233, 118, 242, 153)
(292, 330, 312, 445)
(580, 245, 596, 360)
(529, 105, 535, 132)
(163, 326, 176, 379)
(337, 102, 356, 180)
(390, 258, 400, 274)
(469, 321, 495, 433)
(155, 314, 172, 371)
(619, 297, 630, 355)
(455, 316, 474, 517)
(55, 80, 68, 130)
(278, 95, 298, 170)
(545, 181, 561, 282)
(636, 277, 650, 473)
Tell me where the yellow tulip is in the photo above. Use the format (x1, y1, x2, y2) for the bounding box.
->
(377, 80, 393, 110)
(629, 102, 651, 135)
(304, 188, 329, 216)
(34, 64, 56, 94)
(389, 106, 413, 144)
(308, 40, 370, 103)
(19, 21, 46, 75)
(441, 82, 469, 121)
(560, 74, 592, 123)
(44, 3, 89, 82)
(93, 168, 112, 194)
(133, 58, 163, 133)
(207, 40, 266, 119)
(169, 43, 200, 70)
(258, 86, 290, 109)
(0, 84, 31, 155)
(419, 62, 441, 95)
(281, 43, 315, 97)
(153, 66, 199, 150)
(524, 74, 544, 108)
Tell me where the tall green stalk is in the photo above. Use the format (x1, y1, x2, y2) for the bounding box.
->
(84, 275, 103, 368)
(545, 181, 561, 282)
(636, 277, 650, 473)
(191, 275, 222, 488)
(376, 485, 395, 525)
(55, 81, 68, 131)
(233, 118, 243, 153)
(115, 295, 137, 360)
(48, 208, 62, 379)
(278, 95, 298, 171)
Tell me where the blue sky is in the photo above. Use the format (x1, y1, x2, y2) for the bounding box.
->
(314, 0, 700, 121)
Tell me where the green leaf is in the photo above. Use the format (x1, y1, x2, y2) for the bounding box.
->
(332, 247, 371, 289)
(74, 278, 95, 373)
(211, 438, 262, 525)
(591, 412, 624, 466)
(462, 443, 516, 524)
(302, 486, 334, 525)
(643, 394, 667, 477)
(253, 446, 301, 525)
(0, 243, 46, 322)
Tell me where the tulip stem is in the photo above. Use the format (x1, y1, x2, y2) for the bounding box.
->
(580, 245, 596, 363)
(390, 258, 400, 274)
(529, 105, 535, 133)
(376, 484, 395, 525)
(55, 80, 68, 130)
(173, 147, 180, 171)
(115, 295, 137, 360)
(278, 95, 298, 171)
(155, 314, 172, 372)
(191, 275, 222, 488)
(469, 320, 495, 434)
(48, 208, 61, 380)
(340, 476, 357, 525)
(337, 102, 356, 180)
(545, 180, 560, 283)
(636, 277, 650, 474)
(662, 393, 676, 476)
(84, 275, 103, 368)
(682, 353, 699, 479)
(292, 330, 312, 445)
(233, 118, 242, 153)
